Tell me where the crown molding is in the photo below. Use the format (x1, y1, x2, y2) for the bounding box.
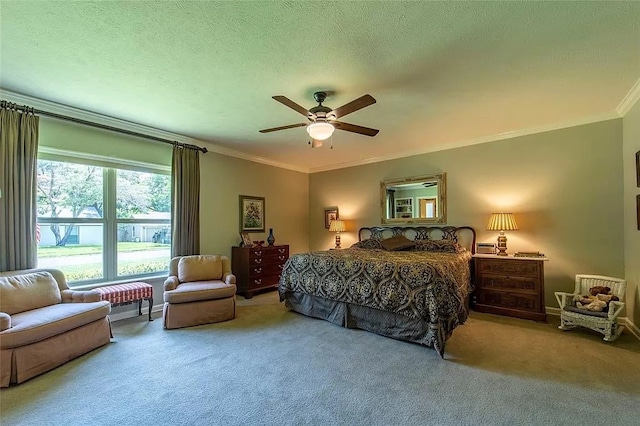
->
(308, 112, 621, 173)
(616, 77, 640, 116)
(0, 89, 308, 173)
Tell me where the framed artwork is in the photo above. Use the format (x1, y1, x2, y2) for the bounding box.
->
(239, 232, 253, 247)
(637, 194, 640, 231)
(324, 207, 339, 229)
(239, 195, 265, 232)
(636, 150, 639, 188)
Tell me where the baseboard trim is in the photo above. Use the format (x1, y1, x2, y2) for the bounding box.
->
(546, 306, 640, 341)
(109, 304, 163, 322)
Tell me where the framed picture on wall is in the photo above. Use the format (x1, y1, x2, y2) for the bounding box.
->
(637, 194, 640, 231)
(239, 195, 265, 232)
(324, 207, 339, 229)
(636, 150, 639, 188)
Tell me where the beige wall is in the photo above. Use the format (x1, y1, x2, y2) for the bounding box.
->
(199, 151, 309, 258)
(309, 119, 625, 311)
(623, 100, 640, 328)
(40, 117, 173, 167)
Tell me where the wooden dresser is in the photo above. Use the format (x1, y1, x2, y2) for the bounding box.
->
(473, 254, 548, 322)
(232, 245, 289, 298)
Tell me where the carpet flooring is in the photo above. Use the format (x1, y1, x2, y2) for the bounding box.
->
(1, 292, 639, 426)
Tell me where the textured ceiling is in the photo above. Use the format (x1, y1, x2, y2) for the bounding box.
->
(1, 1, 639, 172)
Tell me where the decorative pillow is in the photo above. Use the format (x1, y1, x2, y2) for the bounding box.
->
(412, 240, 466, 253)
(0, 271, 62, 315)
(178, 255, 223, 282)
(379, 235, 416, 251)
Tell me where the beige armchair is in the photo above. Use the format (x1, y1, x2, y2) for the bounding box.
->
(555, 274, 626, 341)
(163, 255, 237, 329)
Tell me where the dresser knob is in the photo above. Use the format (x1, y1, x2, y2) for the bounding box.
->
(255, 251, 262, 256)
(279, 256, 285, 260)
(255, 259, 262, 264)
(255, 268, 262, 274)
(254, 279, 261, 285)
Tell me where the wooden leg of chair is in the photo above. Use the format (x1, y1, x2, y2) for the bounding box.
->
(147, 298, 153, 321)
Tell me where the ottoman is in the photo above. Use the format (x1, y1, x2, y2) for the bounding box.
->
(95, 282, 154, 321)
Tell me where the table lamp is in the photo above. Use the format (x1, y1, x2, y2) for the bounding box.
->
(487, 213, 518, 256)
(329, 219, 346, 249)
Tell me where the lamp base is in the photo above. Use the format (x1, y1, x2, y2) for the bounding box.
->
(496, 232, 508, 256)
(334, 234, 341, 249)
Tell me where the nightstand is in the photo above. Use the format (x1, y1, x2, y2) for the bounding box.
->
(473, 254, 548, 322)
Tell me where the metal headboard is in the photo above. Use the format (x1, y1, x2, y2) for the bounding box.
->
(358, 226, 477, 254)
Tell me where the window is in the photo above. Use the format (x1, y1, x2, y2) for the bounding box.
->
(36, 157, 171, 285)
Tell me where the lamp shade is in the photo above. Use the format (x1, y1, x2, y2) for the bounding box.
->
(329, 219, 346, 233)
(487, 213, 518, 231)
(307, 121, 334, 140)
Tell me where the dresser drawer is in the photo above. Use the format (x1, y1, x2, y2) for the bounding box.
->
(476, 258, 540, 278)
(476, 289, 540, 312)
(249, 262, 286, 277)
(478, 274, 539, 293)
(249, 253, 288, 266)
(247, 274, 281, 290)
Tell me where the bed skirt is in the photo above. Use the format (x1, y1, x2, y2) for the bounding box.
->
(283, 291, 456, 357)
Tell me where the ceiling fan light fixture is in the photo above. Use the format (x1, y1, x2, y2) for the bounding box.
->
(306, 122, 334, 140)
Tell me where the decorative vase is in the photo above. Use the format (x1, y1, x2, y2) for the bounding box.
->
(267, 228, 275, 246)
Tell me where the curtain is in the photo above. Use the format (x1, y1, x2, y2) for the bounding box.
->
(171, 145, 200, 257)
(0, 105, 39, 272)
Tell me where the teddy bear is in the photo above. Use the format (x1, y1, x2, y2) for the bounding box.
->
(574, 286, 619, 312)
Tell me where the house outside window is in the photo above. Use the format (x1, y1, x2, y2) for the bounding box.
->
(36, 156, 171, 286)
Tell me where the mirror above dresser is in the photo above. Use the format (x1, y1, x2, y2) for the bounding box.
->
(380, 173, 446, 225)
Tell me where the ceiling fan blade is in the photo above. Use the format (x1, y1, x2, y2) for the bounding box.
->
(329, 94, 376, 119)
(259, 123, 308, 133)
(272, 96, 312, 117)
(332, 121, 379, 137)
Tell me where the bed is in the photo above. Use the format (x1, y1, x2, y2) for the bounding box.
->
(278, 226, 476, 357)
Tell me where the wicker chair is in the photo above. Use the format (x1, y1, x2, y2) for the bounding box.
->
(555, 274, 626, 341)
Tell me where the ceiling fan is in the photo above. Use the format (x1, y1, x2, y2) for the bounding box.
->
(259, 91, 379, 147)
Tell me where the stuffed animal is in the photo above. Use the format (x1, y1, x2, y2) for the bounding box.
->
(574, 286, 619, 312)
(576, 299, 607, 312)
(589, 286, 611, 296)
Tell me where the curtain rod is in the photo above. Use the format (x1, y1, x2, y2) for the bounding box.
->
(0, 100, 208, 153)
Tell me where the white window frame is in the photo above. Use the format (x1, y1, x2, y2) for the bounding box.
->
(37, 148, 171, 286)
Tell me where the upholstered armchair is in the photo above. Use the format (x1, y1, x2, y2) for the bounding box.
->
(163, 255, 237, 329)
(555, 274, 626, 342)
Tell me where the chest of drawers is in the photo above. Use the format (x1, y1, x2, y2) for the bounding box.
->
(473, 255, 548, 322)
(232, 245, 289, 299)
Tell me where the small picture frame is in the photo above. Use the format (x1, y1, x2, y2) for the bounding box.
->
(240, 232, 253, 247)
(239, 195, 265, 232)
(324, 207, 339, 229)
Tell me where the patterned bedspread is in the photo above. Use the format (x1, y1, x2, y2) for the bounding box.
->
(278, 247, 472, 353)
